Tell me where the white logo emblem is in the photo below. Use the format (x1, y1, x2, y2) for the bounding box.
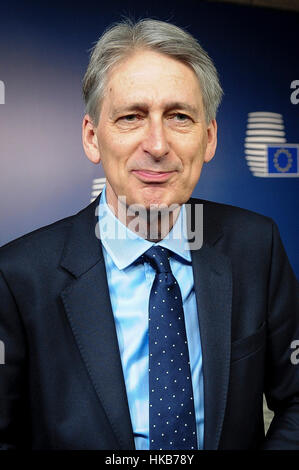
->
(90, 177, 106, 202)
(244, 112, 299, 177)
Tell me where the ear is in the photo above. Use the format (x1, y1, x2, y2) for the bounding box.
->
(82, 114, 101, 164)
(204, 119, 217, 163)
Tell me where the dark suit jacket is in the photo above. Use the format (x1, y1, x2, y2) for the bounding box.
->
(0, 196, 298, 450)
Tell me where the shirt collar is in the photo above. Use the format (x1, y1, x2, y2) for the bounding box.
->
(98, 185, 191, 270)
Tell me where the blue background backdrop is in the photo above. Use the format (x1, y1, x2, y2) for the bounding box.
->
(0, 0, 298, 276)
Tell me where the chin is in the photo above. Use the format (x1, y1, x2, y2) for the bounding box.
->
(136, 186, 176, 208)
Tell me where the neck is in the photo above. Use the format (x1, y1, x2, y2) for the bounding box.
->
(105, 188, 181, 242)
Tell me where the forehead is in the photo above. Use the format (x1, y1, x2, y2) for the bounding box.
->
(103, 50, 203, 110)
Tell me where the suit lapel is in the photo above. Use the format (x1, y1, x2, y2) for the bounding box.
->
(59, 196, 135, 450)
(189, 198, 232, 450)
(59, 195, 232, 451)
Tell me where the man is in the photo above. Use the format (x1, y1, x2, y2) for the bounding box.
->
(0, 19, 298, 450)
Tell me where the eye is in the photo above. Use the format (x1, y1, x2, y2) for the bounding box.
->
(119, 114, 141, 122)
(167, 113, 193, 125)
(124, 114, 137, 121)
(173, 113, 191, 122)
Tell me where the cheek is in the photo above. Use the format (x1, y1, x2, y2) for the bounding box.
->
(174, 148, 205, 194)
(100, 133, 138, 167)
(180, 142, 205, 174)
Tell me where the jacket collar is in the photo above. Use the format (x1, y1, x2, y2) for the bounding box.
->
(60, 195, 103, 278)
(60, 195, 224, 277)
(60, 194, 232, 450)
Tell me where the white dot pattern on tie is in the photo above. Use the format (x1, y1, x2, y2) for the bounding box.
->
(142, 245, 197, 450)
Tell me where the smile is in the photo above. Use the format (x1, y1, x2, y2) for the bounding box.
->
(131, 170, 175, 182)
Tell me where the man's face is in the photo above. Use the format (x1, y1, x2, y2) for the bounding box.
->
(83, 49, 217, 211)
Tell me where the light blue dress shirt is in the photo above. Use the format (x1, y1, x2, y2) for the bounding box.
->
(98, 186, 204, 450)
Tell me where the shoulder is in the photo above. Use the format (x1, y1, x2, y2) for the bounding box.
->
(190, 196, 275, 233)
(0, 214, 72, 273)
(0, 196, 97, 272)
(189, 197, 276, 252)
(190, 196, 273, 228)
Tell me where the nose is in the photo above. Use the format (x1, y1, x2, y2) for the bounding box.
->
(142, 117, 170, 159)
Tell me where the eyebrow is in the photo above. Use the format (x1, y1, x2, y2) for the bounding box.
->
(165, 102, 199, 116)
(111, 101, 199, 118)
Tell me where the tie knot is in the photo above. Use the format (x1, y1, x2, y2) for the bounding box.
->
(142, 246, 172, 274)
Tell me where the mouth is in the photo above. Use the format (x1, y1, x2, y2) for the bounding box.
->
(131, 169, 175, 183)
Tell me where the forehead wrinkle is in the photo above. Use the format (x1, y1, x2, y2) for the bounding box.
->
(105, 53, 203, 119)
(110, 102, 150, 119)
(109, 100, 200, 120)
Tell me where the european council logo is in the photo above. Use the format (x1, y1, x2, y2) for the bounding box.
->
(90, 177, 106, 202)
(244, 112, 299, 177)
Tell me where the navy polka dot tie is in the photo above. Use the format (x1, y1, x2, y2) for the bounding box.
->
(142, 245, 197, 450)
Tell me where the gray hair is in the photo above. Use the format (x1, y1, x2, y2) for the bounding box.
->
(82, 18, 223, 125)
